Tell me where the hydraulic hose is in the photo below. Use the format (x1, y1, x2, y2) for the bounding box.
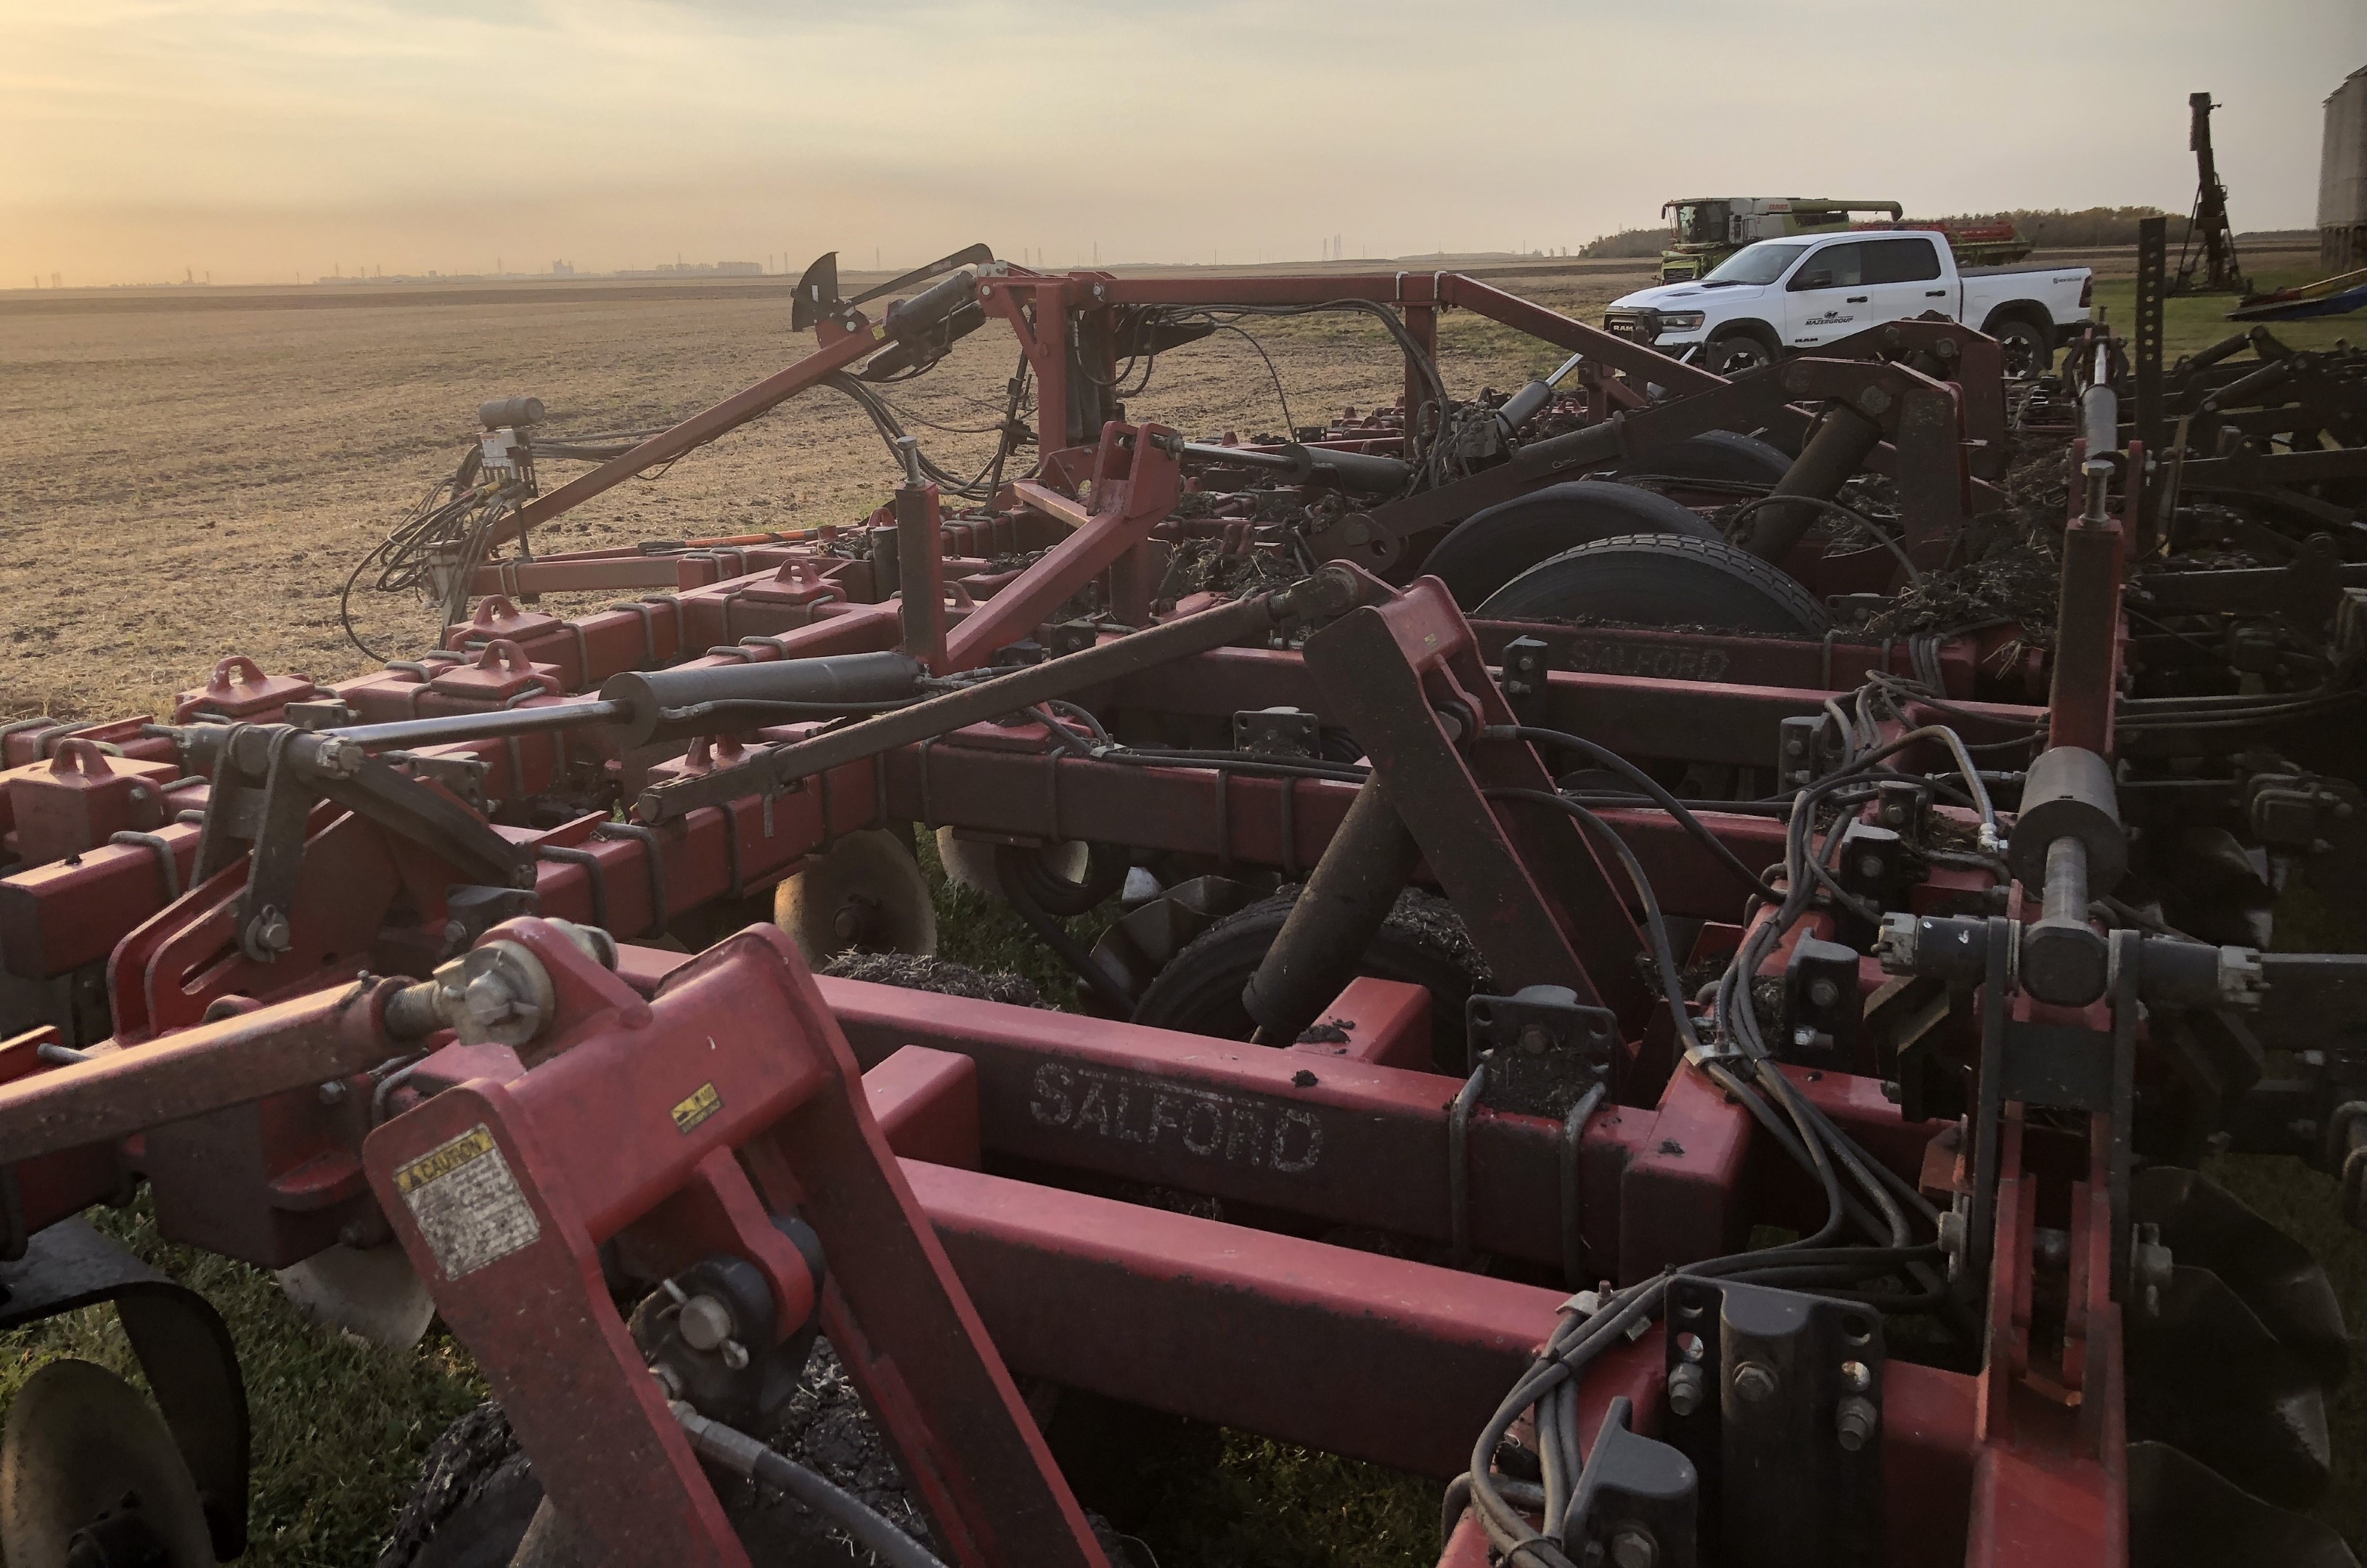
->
(671, 1402, 949, 1568)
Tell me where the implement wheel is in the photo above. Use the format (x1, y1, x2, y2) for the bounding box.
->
(1476, 532, 1829, 635)
(1614, 430, 1793, 486)
(1131, 887, 1489, 1070)
(1421, 480, 1720, 609)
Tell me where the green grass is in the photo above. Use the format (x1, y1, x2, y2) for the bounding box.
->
(2088, 264, 2362, 362)
(1118, 1430, 1442, 1567)
(914, 829, 1117, 1009)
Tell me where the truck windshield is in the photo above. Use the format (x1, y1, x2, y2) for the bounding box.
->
(1702, 241, 1809, 286)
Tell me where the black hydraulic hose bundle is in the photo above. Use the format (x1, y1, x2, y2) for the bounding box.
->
(1438, 710, 1992, 1560)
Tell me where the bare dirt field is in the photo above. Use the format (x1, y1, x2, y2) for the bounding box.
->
(0, 237, 2325, 722)
(0, 258, 1650, 721)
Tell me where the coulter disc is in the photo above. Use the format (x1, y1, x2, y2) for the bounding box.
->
(2132, 1166, 2348, 1389)
(774, 829, 937, 966)
(2124, 1262, 2334, 1508)
(1, 1359, 216, 1568)
(2128, 1439, 2358, 1568)
(275, 1241, 438, 1350)
(935, 828, 1090, 902)
(1130, 887, 1490, 1070)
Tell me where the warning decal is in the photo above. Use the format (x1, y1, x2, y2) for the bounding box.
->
(393, 1124, 541, 1278)
(671, 1082, 722, 1135)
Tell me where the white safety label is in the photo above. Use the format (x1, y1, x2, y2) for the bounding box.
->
(391, 1124, 541, 1279)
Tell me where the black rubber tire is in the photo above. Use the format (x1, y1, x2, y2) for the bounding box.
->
(1131, 888, 1489, 1070)
(380, 1404, 542, 1568)
(994, 841, 1130, 918)
(1422, 479, 1721, 609)
(1989, 316, 2052, 380)
(1476, 532, 1830, 635)
(1704, 328, 1778, 376)
(1614, 430, 1793, 487)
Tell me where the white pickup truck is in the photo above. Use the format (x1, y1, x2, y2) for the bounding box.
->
(1602, 230, 2092, 379)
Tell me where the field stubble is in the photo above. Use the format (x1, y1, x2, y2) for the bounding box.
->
(0, 266, 1634, 719)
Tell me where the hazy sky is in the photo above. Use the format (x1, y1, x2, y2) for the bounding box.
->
(4, 0, 2360, 287)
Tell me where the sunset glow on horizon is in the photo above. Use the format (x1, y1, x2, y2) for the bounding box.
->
(1, 0, 2355, 288)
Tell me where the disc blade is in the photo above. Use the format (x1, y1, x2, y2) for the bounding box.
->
(1, 1359, 216, 1568)
(774, 829, 936, 965)
(276, 1242, 437, 1350)
(2129, 1440, 2358, 1568)
(2126, 1264, 2333, 1508)
(2133, 1166, 2348, 1389)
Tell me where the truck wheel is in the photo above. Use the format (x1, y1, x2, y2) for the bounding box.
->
(1420, 479, 1720, 608)
(1476, 533, 1829, 635)
(1990, 317, 2051, 378)
(1704, 330, 1777, 376)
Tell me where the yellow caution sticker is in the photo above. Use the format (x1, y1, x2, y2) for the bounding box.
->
(393, 1123, 540, 1278)
(671, 1081, 723, 1134)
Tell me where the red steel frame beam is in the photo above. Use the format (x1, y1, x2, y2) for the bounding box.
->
(484, 319, 886, 550)
(856, 1042, 1987, 1560)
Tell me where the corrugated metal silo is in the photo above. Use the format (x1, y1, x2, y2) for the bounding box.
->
(2323, 66, 2367, 267)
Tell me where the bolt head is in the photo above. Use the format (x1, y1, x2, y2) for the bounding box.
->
(248, 909, 292, 955)
(1835, 1395, 1879, 1452)
(1608, 1527, 1658, 1568)
(678, 1294, 735, 1352)
(1732, 1361, 1778, 1402)
(317, 1079, 349, 1107)
(1666, 1362, 1706, 1416)
(1807, 977, 1840, 1008)
(462, 971, 520, 1027)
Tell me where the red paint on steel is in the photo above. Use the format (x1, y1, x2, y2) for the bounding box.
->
(366, 922, 1108, 1568)
(488, 318, 886, 550)
(863, 1045, 982, 1169)
(902, 1154, 1625, 1479)
(1285, 976, 1434, 1069)
(940, 422, 1182, 671)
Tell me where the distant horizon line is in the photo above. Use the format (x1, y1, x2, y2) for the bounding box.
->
(7, 225, 2333, 298)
